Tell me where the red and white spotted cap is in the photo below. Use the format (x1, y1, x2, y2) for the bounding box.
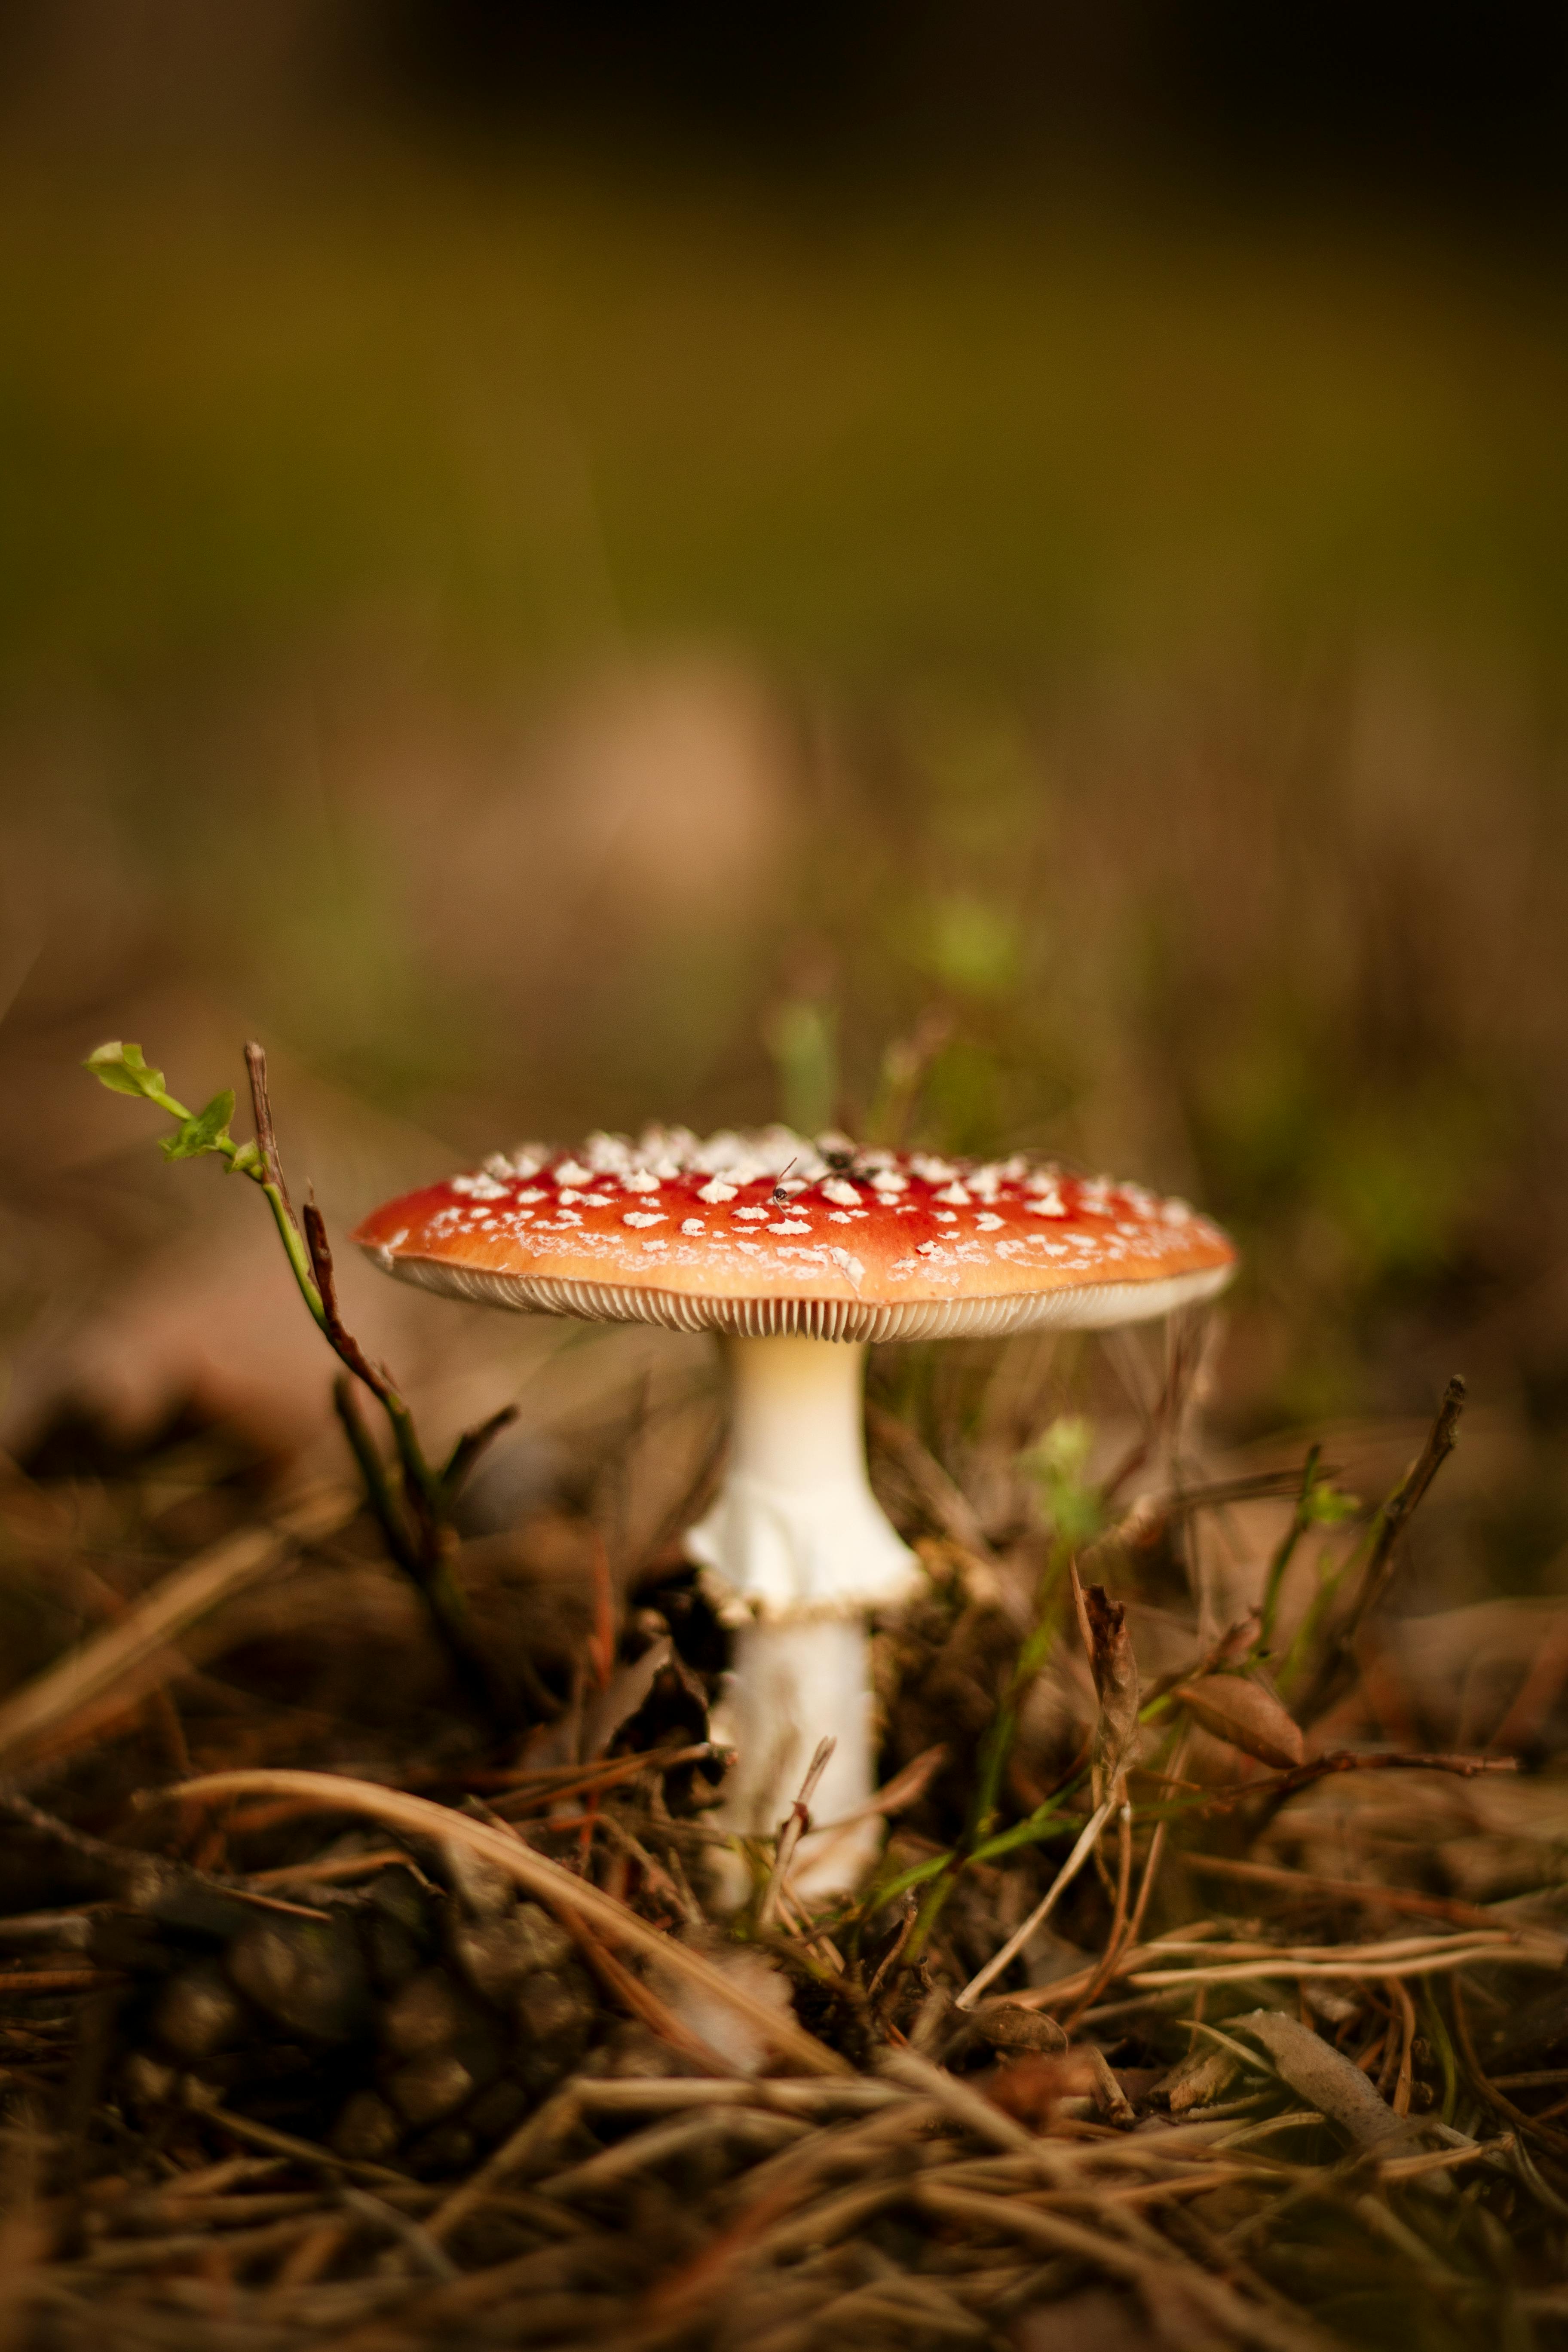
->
(352, 1128, 1236, 1341)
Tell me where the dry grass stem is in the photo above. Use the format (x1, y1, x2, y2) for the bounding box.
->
(170, 1768, 850, 2074)
(760, 1736, 836, 1926)
(8, 1352, 1567, 2352)
(0, 1491, 353, 1770)
(1185, 1851, 1513, 1930)
(955, 1797, 1117, 2009)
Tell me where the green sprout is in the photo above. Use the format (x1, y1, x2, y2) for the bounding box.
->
(1256, 1441, 1360, 1660)
(86, 1041, 321, 1322)
(86, 1038, 530, 1735)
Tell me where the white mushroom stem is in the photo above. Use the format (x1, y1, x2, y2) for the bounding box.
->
(684, 1335, 922, 1902)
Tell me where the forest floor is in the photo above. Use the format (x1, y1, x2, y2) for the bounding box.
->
(1, 1330, 1566, 2352)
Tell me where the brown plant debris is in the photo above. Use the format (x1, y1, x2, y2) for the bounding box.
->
(0, 1368, 1565, 2352)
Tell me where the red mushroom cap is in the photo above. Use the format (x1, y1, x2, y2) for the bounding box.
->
(352, 1128, 1236, 1341)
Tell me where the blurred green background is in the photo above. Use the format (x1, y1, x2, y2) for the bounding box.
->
(3, 1, 1568, 1585)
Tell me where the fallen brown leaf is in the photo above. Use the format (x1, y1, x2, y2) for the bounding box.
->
(1172, 1674, 1305, 1771)
(969, 2001, 1070, 2056)
(1079, 1576, 1140, 1803)
(1236, 2009, 1429, 2150)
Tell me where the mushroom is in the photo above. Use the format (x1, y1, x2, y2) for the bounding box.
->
(353, 1130, 1235, 1901)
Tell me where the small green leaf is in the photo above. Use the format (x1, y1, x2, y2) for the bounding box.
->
(227, 1139, 264, 1178)
(85, 1041, 167, 1101)
(1021, 1415, 1104, 1550)
(160, 1089, 236, 1162)
(1307, 1480, 1360, 1525)
(971, 1807, 1070, 1865)
(864, 1850, 955, 1908)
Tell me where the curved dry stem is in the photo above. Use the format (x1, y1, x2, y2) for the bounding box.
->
(170, 1767, 850, 2078)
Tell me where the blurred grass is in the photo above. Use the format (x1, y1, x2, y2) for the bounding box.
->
(2, 153, 1567, 677)
(2, 139, 1567, 1478)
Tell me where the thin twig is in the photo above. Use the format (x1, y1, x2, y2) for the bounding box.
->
(994, 1921, 1563, 2017)
(485, 1743, 725, 1813)
(1451, 1975, 1568, 2159)
(439, 1403, 520, 1507)
(200, 2103, 411, 2187)
(0, 1969, 111, 1995)
(1064, 1725, 1188, 2037)
(1294, 1378, 1466, 1725)
(242, 1042, 291, 1212)
(759, 1738, 836, 1929)
(171, 1767, 851, 2076)
(918, 2184, 1333, 2352)
(1386, 1976, 1416, 2117)
(956, 1798, 1116, 2010)
(555, 1901, 739, 2075)
(594, 1809, 704, 1926)
(813, 1742, 948, 1845)
(1124, 1942, 1560, 1991)
(332, 1378, 418, 1575)
(303, 1204, 402, 1422)
(426, 2084, 584, 2245)
(1258, 1446, 1322, 1656)
(1058, 1801, 1134, 2037)
(1156, 1746, 1519, 1825)
(328, 1361, 515, 1732)
(336, 2184, 456, 2279)
(0, 1492, 352, 1771)
(1185, 1852, 1509, 1932)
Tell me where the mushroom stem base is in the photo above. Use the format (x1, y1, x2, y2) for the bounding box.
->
(708, 1617, 883, 1904)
